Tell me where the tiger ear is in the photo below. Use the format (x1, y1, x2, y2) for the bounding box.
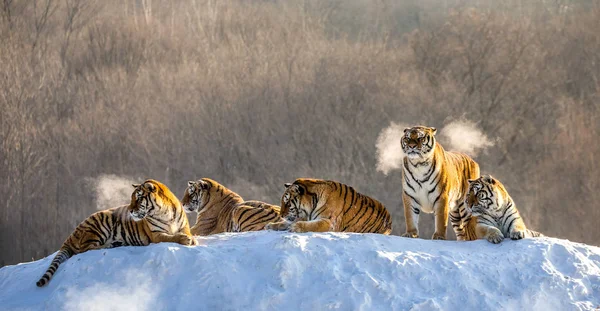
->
(198, 179, 208, 189)
(297, 186, 305, 195)
(403, 127, 411, 133)
(430, 127, 437, 135)
(284, 183, 292, 188)
(483, 175, 495, 184)
(144, 182, 156, 192)
(188, 181, 196, 187)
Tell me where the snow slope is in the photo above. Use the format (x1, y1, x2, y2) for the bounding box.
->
(1, 232, 599, 311)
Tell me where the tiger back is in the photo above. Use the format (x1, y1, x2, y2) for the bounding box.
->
(400, 126, 480, 240)
(459, 175, 544, 244)
(182, 178, 282, 235)
(36, 179, 196, 287)
(265, 178, 392, 234)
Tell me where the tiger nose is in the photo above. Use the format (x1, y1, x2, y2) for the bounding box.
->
(408, 142, 417, 148)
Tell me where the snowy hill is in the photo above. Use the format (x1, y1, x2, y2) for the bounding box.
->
(1, 232, 599, 311)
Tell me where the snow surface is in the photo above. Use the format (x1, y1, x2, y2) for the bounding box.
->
(1, 232, 599, 311)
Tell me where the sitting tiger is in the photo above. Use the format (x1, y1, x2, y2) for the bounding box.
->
(400, 126, 480, 240)
(36, 179, 196, 287)
(182, 178, 282, 235)
(265, 178, 392, 234)
(458, 175, 543, 243)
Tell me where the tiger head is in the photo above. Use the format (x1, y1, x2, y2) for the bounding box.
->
(401, 126, 437, 159)
(129, 179, 179, 221)
(466, 175, 509, 218)
(281, 181, 311, 222)
(183, 177, 243, 214)
(181, 178, 216, 213)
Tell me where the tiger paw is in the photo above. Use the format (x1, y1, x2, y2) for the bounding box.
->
(179, 234, 197, 246)
(288, 222, 307, 233)
(486, 231, 504, 244)
(510, 230, 526, 240)
(431, 232, 446, 240)
(401, 232, 419, 238)
(265, 221, 290, 231)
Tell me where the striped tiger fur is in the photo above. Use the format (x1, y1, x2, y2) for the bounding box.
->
(265, 178, 392, 234)
(459, 175, 544, 243)
(36, 179, 196, 287)
(400, 126, 480, 240)
(181, 178, 282, 235)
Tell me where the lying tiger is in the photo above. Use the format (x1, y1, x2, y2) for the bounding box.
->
(36, 179, 196, 287)
(458, 175, 544, 243)
(182, 178, 282, 235)
(400, 126, 480, 240)
(265, 178, 392, 234)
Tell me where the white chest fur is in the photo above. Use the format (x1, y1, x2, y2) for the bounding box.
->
(402, 159, 442, 214)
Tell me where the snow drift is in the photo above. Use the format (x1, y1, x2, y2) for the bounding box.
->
(1, 232, 599, 311)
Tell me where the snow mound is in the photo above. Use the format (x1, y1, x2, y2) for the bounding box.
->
(1, 232, 599, 311)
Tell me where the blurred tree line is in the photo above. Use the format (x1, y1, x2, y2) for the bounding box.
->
(1, 0, 599, 266)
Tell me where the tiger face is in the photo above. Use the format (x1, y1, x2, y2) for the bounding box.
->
(281, 183, 309, 222)
(401, 126, 437, 159)
(182, 179, 211, 213)
(466, 175, 503, 217)
(129, 181, 158, 221)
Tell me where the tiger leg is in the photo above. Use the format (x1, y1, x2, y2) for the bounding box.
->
(449, 201, 470, 240)
(240, 218, 276, 232)
(401, 192, 419, 238)
(476, 223, 504, 244)
(191, 216, 218, 236)
(432, 195, 449, 240)
(265, 219, 292, 231)
(508, 218, 528, 240)
(459, 216, 479, 241)
(78, 232, 109, 252)
(234, 205, 280, 232)
(289, 218, 333, 233)
(151, 232, 197, 246)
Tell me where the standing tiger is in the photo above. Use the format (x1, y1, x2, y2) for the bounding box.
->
(36, 179, 196, 287)
(400, 126, 480, 240)
(265, 178, 392, 234)
(458, 175, 544, 243)
(182, 178, 282, 235)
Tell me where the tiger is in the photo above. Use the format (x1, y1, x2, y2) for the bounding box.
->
(36, 179, 196, 287)
(265, 178, 392, 234)
(182, 178, 282, 235)
(458, 174, 544, 243)
(400, 126, 480, 240)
